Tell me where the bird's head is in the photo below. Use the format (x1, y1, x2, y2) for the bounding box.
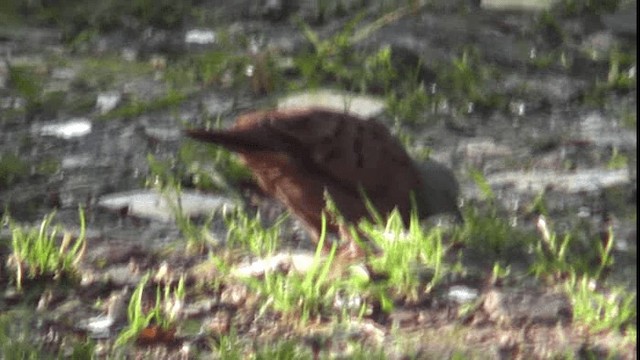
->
(413, 159, 463, 222)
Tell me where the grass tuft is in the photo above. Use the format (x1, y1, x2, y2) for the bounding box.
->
(6, 206, 86, 290)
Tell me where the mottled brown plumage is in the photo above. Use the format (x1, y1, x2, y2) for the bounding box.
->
(185, 107, 460, 256)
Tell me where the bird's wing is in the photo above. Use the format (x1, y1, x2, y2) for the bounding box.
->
(264, 108, 422, 199)
(185, 108, 430, 224)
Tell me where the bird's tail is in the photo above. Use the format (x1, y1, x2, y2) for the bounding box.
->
(184, 128, 284, 153)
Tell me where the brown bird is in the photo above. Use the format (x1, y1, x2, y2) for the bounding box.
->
(185, 107, 461, 256)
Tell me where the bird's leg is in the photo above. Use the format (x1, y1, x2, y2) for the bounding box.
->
(336, 224, 367, 259)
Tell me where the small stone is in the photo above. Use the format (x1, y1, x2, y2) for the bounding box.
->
(277, 89, 386, 118)
(188, 260, 220, 285)
(185, 29, 216, 44)
(102, 265, 142, 287)
(446, 285, 480, 304)
(205, 310, 231, 335)
(483, 288, 571, 326)
(389, 308, 417, 327)
(39, 118, 92, 139)
(182, 299, 217, 318)
(220, 284, 248, 306)
(96, 92, 121, 114)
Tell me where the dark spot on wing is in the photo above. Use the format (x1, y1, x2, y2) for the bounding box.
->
(370, 127, 384, 140)
(390, 153, 410, 166)
(354, 124, 365, 168)
(277, 115, 312, 131)
(332, 117, 347, 138)
(321, 146, 342, 163)
(320, 136, 333, 145)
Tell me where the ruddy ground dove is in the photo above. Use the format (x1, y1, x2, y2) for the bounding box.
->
(185, 107, 461, 255)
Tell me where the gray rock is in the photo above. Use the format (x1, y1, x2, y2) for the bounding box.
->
(601, 2, 637, 36)
(483, 288, 571, 325)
